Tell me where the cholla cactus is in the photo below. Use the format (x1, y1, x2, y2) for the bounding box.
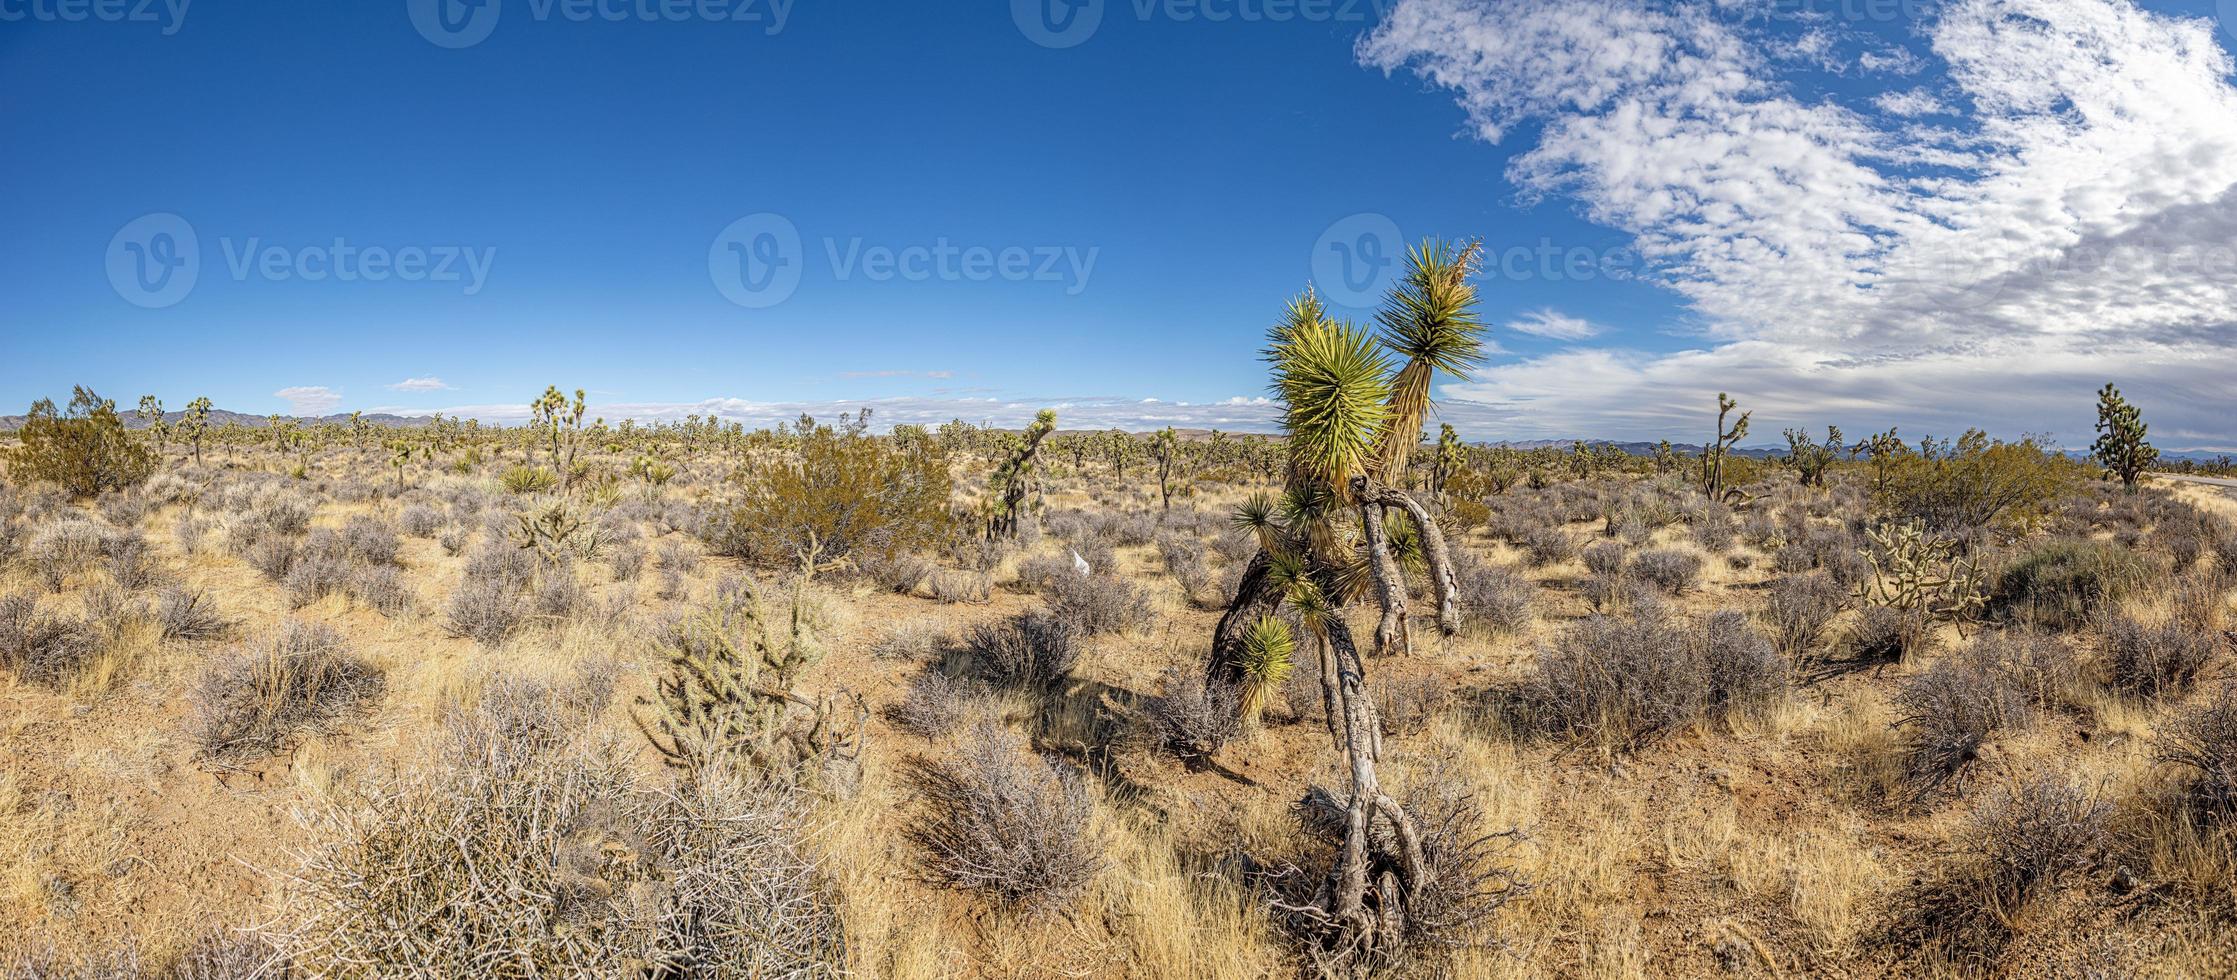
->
(984, 410, 1057, 540)
(1860, 520, 1986, 629)
(632, 581, 863, 789)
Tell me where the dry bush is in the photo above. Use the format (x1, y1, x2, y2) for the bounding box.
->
(1458, 560, 1536, 636)
(1846, 604, 1930, 662)
(928, 569, 992, 604)
(893, 669, 984, 738)
(855, 548, 934, 595)
(27, 517, 104, 591)
(1763, 572, 1846, 656)
(1041, 572, 1152, 635)
(1373, 672, 1452, 737)
(1991, 538, 2152, 631)
(906, 724, 1102, 914)
(2101, 616, 2217, 701)
(2171, 567, 2231, 633)
(1158, 532, 1222, 609)
(607, 541, 646, 581)
(1143, 665, 1243, 763)
(398, 503, 443, 537)
(2157, 685, 2237, 820)
(965, 612, 1079, 690)
(873, 620, 945, 662)
(1629, 547, 1702, 594)
(1881, 775, 2109, 966)
(154, 585, 233, 641)
(350, 564, 414, 615)
(1519, 525, 1576, 567)
(186, 621, 384, 761)
(1966, 628, 2081, 711)
(709, 421, 955, 570)
(1580, 541, 1625, 579)
(0, 591, 98, 687)
(98, 527, 158, 591)
(1890, 645, 2028, 799)
(340, 514, 401, 565)
(1524, 607, 1785, 749)
(265, 703, 844, 977)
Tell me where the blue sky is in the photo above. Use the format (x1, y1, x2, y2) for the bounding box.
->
(6, 0, 2237, 447)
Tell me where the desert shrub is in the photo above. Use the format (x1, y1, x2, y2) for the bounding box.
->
(1877, 431, 2079, 533)
(2157, 685, 2237, 819)
(1580, 541, 1625, 579)
(267, 712, 844, 976)
(1519, 526, 1576, 567)
(894, 669, 983, 738)
(97, 490, 149, 528)
(1629, 548, 1702, 594)
(1143, 665, 1243, 763)
(1158, 532, 1220, 608)
(282, 531, 354, 608)
(26, 516, 104, 591)
(874, 620, 946, 662)
(6, 388, 155, 497)
(438, 527, 469, 556)
(1460, 561, 1536, 636)
(1373, 672, 1452, 737)
(2171, 568, 2231, 633)
(2101, 616, 2216, 700)
(1763, 572, 1846, 656)
(1990, 538, 2152, 630)
(155, 586, 232, 641)
(445, 579, 522, 646)
(254, 493, 317, 535)
(1041, 573, 1151, 636)
(855, 549, 933, 595)
(98, 527, 158, 590)
(1890, 645, 2028, 797)
(709, 422, 955, 571)
(906, 723, 1102, 913)
(172, 514, 210, 554)
(966, 613, 1079, 690)
(398, 503, 444, 537)
(187, 621, 384, 761)
(655, 539, 700, 576)
(1847, 604, 1929, 662)
(930, 569, 992, 604)
(1966, 775, 2110, 912)
(341, 514, 401, 565)
(606, 541, 646, 582)
(0, 591, 97, 687)
(1525, 607, 1785, 748)
(1966, 628, 2081, 710)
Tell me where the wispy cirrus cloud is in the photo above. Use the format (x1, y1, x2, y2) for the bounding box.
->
(836, 369, 956, 380)
(386, 376, 455, 392)
(1505, 309, 1602, 341)
(1360, 0, 2237, 445)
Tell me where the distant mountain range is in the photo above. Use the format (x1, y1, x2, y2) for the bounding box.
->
(0, 409, 436, 431)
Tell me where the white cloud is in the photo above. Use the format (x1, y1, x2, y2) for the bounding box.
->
(1359, 0, 2237, 445)
(386, 376, 454, 392)
(1505, 309, 1602, 340)
(1873, 89, 1945, 116)
(368, 395, 1284, 433)
(274, 386, 342, 416)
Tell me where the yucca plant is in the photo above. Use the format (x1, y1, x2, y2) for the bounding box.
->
(1236, 615, 1294, 723)
(1206, 239, 1491, 974)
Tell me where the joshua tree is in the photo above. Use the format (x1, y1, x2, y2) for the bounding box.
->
(177, 396, 213, 465)
(1430, 423, 1463, 500)
(1210, 241, 1486, 972)
(985, 410, 1057, 540)
(1850, 427, 1904, 493)
(2092, 383, 2157, 492)
(1783, 425, 1842, 488)
(1700, 392, 1751, 502)
(134, 395, 172, 459)
(1150, 426, 1183, 511)
(531, 386, 587, 487)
